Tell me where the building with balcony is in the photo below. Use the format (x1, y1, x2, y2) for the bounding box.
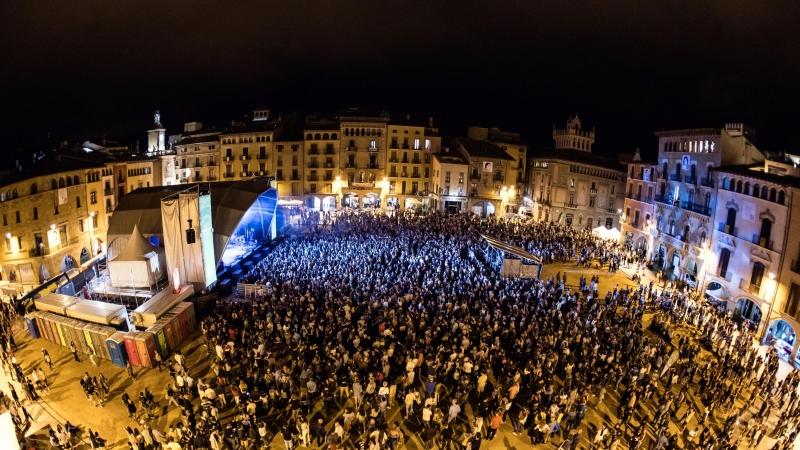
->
(621, 149, 659, 259)
(219, 109, 282, 185)
(526, 116, 626, 229)
(0, 157, 114, 287)
(652, 123, 763, 286)
(383, 116, 440, 211)
(432, 149, 469, 213)
(302, 115, 340, 211)
(453, 128, 523, 218)
(338, 109, 389, 209)
(171, 122, 221, 185)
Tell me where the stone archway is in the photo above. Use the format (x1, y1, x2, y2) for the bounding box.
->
(765, 319, 798, 364)
(471, 201, 495, 219)
(80, 247, 91, 265)
(734, 298, 762, 331)
(61, 254, 78, 273)
(322, 196, 336, 212)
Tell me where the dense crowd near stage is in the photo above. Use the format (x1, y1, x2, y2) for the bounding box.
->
(4, 211, 800, 450)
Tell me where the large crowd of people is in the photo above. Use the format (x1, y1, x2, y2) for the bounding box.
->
(3, 210, 800, 450)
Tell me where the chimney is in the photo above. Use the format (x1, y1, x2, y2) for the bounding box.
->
(429, 117, 433, 127)
(135, 140, 140, 152)
(406, 114, 410, 121)
(102, 134, 106, 146)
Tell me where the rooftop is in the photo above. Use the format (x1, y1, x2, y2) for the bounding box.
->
(454, 137, 515, 161)
(713, 164, 800, 187)
(654, 128, 721, 138)
(529, 147, 627, 172)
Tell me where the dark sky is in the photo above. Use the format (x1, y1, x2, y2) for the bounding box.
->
(1, 1, 799, 160)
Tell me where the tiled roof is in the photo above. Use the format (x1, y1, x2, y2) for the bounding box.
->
(455, 137, 515, 161)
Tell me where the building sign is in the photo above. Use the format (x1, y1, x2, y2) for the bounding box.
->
(681, 155, 690, 170)
(57, 188, 68, 205)
(482, 161, 493, 172)
(742, 201, 756, 222)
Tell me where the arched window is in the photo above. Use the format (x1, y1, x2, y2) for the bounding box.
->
(66, 177, 73, 187)
(266, 136, 270, 142)
(30, 183, 38, 195)
(331, 133, 338, 140)
(315, 133, 321, 140)
(761, 186, 768, 199)
(735, 180, 742, 193)
(744, 182, 750, 196)
(718, 248, 731, 276)
(729, 178, 736, 191)
(322, 133, 329, 140)
(751, 261, 765, 287)
(769, 188, 777, 202)
(12, 188, 18, 199)
(760, 218, 772, 248)
(683, 225, 690, 242)
(726, 208, 736, 234)
(753, 184, 760, 197)
(700, 231, 707, 246)
(58, 177, 66, 188)
(51, 179, 57, 189)
(722, 177, 728, 190)
(778, 190, 786, 205)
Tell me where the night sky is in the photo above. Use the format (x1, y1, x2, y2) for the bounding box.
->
(1, 1, 798, 160)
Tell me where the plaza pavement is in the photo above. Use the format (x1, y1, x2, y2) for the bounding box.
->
(8, 261, 795, 449)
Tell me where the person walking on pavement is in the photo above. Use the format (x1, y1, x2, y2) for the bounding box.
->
(70, 342, 80, 362)
(41, 348, 52, 370)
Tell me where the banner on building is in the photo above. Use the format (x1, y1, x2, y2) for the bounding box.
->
(681, 155, 690, 170)
(57, 188, 68, 205)
(18, 263, 35, 284)
(482, 161, 493, 172)
(742, 201, 756, 222)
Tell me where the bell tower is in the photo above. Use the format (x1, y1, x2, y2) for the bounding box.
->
(147, 110, 166, 154)
(553, 114, 595, 152)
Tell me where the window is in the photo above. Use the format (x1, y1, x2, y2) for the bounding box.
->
(4, 236, 9, 251)
(2, 214, 6, 226)
(79, 219, 84, 233)
(93, 215, 98, 229)
(76, 196, 81, 208)
(370, 140, 377, 149)
(292, 155, 298, 166)
(611, 186, 615, 194)
(570, 179, 575, 188)
(784, 283, 800, 321)
(425, 139, 431, 150)
(15, 211, 20, 223)
(17, 237, 23, 250)
(33, 207, 38, 220)
(414, 138, 420, 150)
(90, 191, 97, 204)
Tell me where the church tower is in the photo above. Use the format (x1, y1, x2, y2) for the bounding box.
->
(553, 114, 595, 152)
(147, 110, 166, 154)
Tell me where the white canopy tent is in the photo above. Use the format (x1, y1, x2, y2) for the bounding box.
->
(592, 225, 621, 241)
(108, 224, 166, 288)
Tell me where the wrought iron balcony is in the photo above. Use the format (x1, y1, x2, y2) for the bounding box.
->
(739, 279, 762, 296)
(700, 177, 714, 188)
(680, 202, 711, 216)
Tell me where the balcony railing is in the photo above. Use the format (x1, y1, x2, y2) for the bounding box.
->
(680, 202, 711, 216)
(411, 159, 421, 165)
(470, 189, 478, 196)
(208, 161, 217, 166)
(389, 172, 398, 177)
(717, 223, 738, 237)
(684, 176, 697, 185)
(669, 174, 681, 182)
(29, 248, 51, 257)
(709, 268, 732, 282)
(308, 148, 319, 155)
(390, 143, 399, 149)
(751, 234, 773, 250)
(470, 172, 481, 180)
(631, 220, 640, 229)
(700, 177, 714, 188)
(257, 154, 267, 160)
(368, 147, 379, 152)
(389, 158, 399, 163)
(224, 156, 234, 162)
(104, 188, 113, 196)
(308, 175, 318, 182)
(208, 176, 218, 181)
(654, 195, 677, 206)
(308, 162, 319, 168)
(565, 203, 578, 209)
(240, 155, 250, 160)
(324, 148, 336, 155)
(493, 175, 504, 182)
(106, 205, 114, 213)
(739, 279, 762, 296)
(325, 162, 335, 168)
(224, 173, 235, 178)
(193, 176, 204, 182)
(607, 208, 617, 214)
(411, 173, 420, 178)
(291, 175, 300, 181)
(324, 176, 334, 181)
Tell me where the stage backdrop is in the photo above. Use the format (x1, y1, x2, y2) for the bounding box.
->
(161, 192, 209, 292)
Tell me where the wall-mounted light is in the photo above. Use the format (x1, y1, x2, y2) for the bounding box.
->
(769, 272, 776, 280)
(50, 224, 56, 230)
(89, 212, 95, 217)
(5, 233, 10, 239)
